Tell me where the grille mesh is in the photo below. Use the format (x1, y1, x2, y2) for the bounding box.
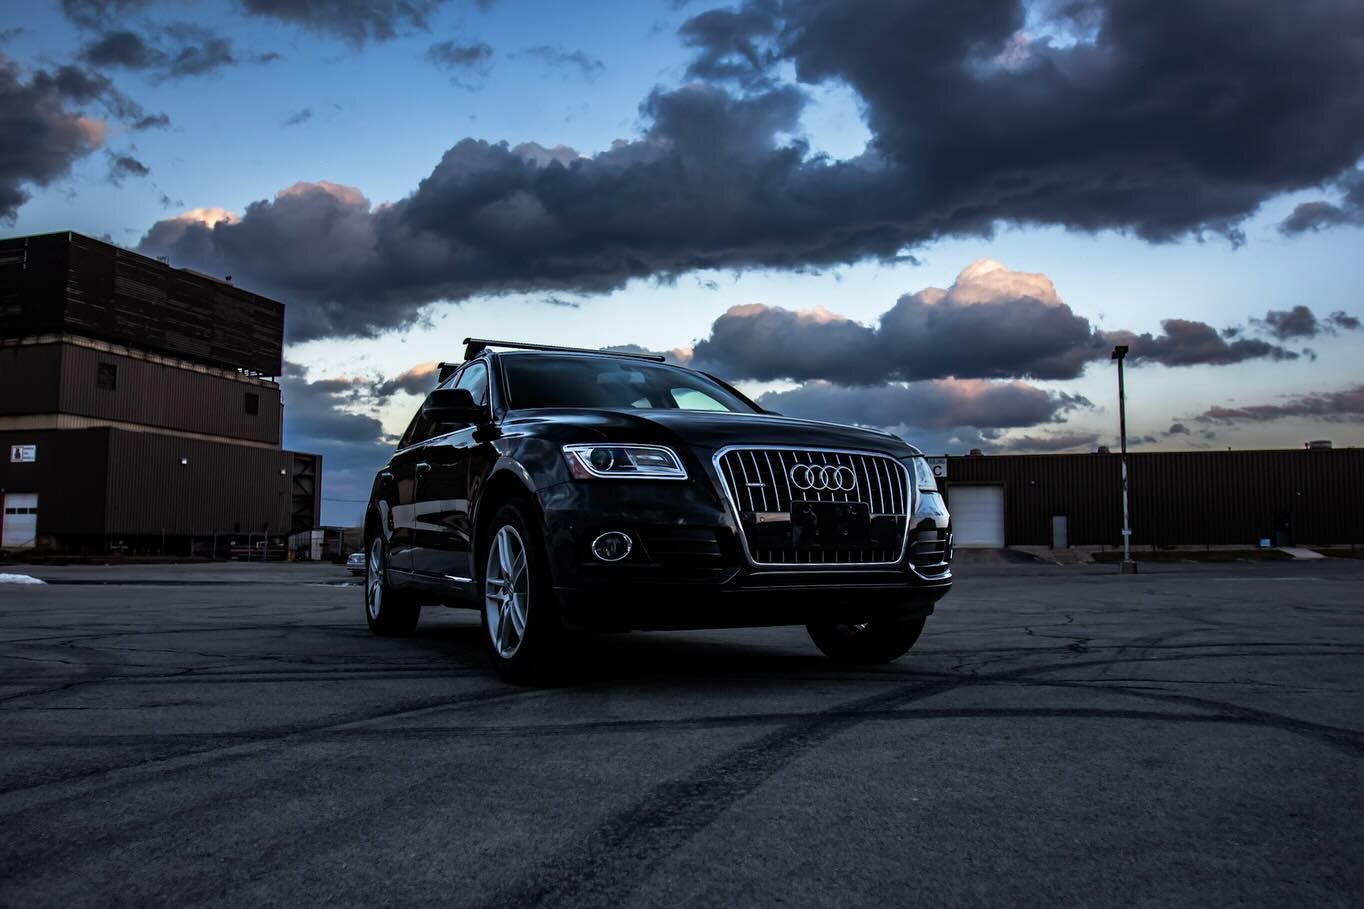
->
(716, 447, 912, 566)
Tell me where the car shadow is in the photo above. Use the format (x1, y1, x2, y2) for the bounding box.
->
(401, 610, 930, 689)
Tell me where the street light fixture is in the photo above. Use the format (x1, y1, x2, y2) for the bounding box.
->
(1111, 345, 1137, 574)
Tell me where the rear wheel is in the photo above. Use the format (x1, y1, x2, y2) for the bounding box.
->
(480, 503, 571, 684)
(806, 616, 926, 663)
(365, 536, 419, 636)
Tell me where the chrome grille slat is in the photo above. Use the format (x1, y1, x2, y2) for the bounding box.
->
(715, 446, 912, 568)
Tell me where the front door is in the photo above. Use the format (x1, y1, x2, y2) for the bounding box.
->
(408, 360, 492, 581)
(409, 427, 480, 579)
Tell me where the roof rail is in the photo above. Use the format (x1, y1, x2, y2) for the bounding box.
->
(462, 338, 666, 362)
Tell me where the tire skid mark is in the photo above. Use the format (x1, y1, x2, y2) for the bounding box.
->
(485, 678, 964, 909)
(0, 684, 541, 809)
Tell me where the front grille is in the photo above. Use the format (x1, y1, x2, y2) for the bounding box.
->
(715, 446, 912, 567)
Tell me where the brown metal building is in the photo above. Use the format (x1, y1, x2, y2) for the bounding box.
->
(940, 448, 1364, 549)
(0, 232, 319, 555)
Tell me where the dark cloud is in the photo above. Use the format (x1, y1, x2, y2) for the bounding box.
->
(161, 24, 236, 77)
(679, 0, 780, 89)
(80, 30, 162, 69)
(758, 379, 1091, 431)
(0, 54, 107, 221)
(1279, 171, 1364, 234)
(685, 261, 1296, 384)
(1191, 385, 1364, 425)
(1249, 305, 1361, 340)
(520, 46, 605, 80)
(283, 107, 313, 127)
(139, 0, 1364, 339)
(1166, 422, 1190, 435)
(994, 431, 1102, 453)
(106, 151, 149, 184)
(242, 0, 447, 45)
(1104, 319, 1297, 367)
(428, 39, 494, 82)
(78, 24, 241, 80)
(371, 362, 439, 400)
(133, 111, 170, 129)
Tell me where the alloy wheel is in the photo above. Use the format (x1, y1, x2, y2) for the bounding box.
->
(485, 525, 530, 658)
(367, 538, 384, 620)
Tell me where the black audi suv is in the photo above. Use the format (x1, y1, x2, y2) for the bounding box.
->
(363, 339, 953, 682)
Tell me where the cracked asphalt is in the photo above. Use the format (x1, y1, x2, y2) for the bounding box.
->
(1, 557, 1361, 907)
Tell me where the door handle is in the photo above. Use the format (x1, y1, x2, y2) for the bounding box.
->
(415, 462, 432, 476)
(379, 471, 394, 485)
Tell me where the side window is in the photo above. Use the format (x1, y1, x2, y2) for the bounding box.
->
(96, 362, 117, 390)
(244, 392, 260, 415)
(454, 361, 489, 406)
(671, 387, 730, 411)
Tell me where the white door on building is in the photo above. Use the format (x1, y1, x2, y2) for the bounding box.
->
(2, 493, 38, 549)
(950, 485, 1005, 548)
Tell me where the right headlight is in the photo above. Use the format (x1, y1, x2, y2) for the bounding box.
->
(912, 456, 938, 492)
(562, 443, 689, 480)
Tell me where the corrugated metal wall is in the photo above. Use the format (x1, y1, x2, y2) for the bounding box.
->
(943, 449, 1364, 546)
(0, 344, 61, 414)
(0, 232, 283, 376)
(55, 343, 281, 444)
(104, 430, 295, 534)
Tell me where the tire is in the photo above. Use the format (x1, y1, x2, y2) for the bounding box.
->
(806, 615, 927, 664)
(479, 502, 571, 685)
(364, 536, 419, 636)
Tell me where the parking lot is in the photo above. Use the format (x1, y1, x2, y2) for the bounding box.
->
(1, 557, 1362, 907)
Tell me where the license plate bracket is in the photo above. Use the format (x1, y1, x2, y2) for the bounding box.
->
(792, 501, 871, 549)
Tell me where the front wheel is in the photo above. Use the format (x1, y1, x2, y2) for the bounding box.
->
(806, 616, 926, 663)
(480, 503, 572, 685)
(364, 536, 419, 636)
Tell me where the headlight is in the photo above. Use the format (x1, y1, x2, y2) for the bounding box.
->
(912, 456, 938, 492)
(563, 444, 688, 480)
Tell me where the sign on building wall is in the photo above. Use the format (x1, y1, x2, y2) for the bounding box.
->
(9, 445, 36, 463)
(926, 456, 947, 479)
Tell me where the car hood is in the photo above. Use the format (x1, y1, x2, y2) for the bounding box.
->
(505, 408, 917, 456)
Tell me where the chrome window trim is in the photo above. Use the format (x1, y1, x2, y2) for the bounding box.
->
(712, 444, 915, 570)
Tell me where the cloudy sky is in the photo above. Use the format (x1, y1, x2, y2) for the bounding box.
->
(3, 0, 1363, 524)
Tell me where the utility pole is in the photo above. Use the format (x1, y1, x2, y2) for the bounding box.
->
(1111, 345, 1137, 574)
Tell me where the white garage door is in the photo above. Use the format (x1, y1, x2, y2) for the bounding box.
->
(2, 493, 38, 550)
(950, 485, 1004, 548)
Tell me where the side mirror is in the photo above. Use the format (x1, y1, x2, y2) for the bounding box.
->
(422, 387, 484, 425)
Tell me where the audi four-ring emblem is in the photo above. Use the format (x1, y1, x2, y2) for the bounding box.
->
(789, 463, 858, 492)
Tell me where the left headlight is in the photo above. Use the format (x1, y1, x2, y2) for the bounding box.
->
(563, 443, 689, 480)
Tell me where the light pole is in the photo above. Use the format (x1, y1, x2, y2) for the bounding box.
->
(1111, 345, 1137, 574)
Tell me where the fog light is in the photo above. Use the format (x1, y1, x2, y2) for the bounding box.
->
(591, 531, 632, 562)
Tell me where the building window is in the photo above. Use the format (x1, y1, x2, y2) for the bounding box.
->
(96, 362, 117, 390)
(244, 392, 260, 415)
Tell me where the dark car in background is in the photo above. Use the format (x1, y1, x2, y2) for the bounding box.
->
(363, 339, 952, 683)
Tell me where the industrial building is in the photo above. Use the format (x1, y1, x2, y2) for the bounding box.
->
(0, 231, 319, 556)
(939, 446, 1363, 550)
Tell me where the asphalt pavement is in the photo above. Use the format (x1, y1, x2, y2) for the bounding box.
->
(1, 557, 1361, 907)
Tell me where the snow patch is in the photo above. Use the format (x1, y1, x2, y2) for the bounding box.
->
(0, 574, 46, 585)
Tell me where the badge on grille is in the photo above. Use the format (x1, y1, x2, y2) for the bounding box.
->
(790, 464, 857, 492)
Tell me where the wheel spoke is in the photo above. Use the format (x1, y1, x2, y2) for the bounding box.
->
(497, 531, 513, 576)
(508, 595, 526, 636)
(510, 550, 527, 588)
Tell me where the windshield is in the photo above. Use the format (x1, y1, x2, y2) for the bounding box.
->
(501, 354, 757, 413)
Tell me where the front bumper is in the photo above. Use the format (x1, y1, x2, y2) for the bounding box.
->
(537, 479, 951, 632)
